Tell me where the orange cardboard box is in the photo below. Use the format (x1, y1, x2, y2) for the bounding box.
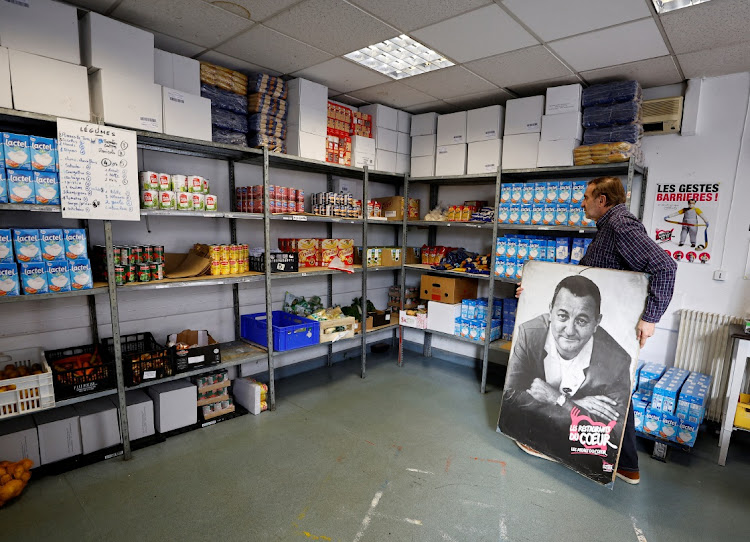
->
(420, 275, 478, 304)
(373, 196, 420, 221)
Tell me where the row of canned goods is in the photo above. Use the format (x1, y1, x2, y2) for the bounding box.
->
(311, 203, 362, 218)
(140, 171, 211, 194)
(112, 245, 165, 266)
(113, 262, 165, 285)
(209, 244, 250, 276)
(141, 190, 218, 211)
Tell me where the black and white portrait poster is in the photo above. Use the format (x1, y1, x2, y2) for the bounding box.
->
(497, 261, 649, 486)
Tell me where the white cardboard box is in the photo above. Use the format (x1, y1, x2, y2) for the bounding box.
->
(233, 378, 265, 415)
(427, 301, 462, 335)
(0, 47, 10, 109)
(411, 112, 439, 136)
(437, 111, 467, 146)
(374, 127, 398, 152)
(545, 83, 582, 115)
(288, 78, 328, 136)
(467, 139, 503, 175)
(172, 54, 200, 96)
(360, 104, 398, 131)
(119, 390, 155, 441)
(352, 134, 376, 155)
(75, 398, 120, 455)
(33, 406, 82, 465)
(154, 49, 173, 88)
(412, 134, 436, 157)
(541, 112, 583, 141)
(0, 416, 40, 467)
(411, 155, 435, 177)
(80, 12, 154, 80)
(90, 70, 162, 131)
(537, 138, 580, 167)
(397, 110, 412, 133)
(395, 153, 409, 174)
(435, 144, 467, 176)
(162, 87, 211, 141)
(504, 96, 544, 135)
(375, 149, 397, 172)
(287, 128, 326, 162)
(396, 131, 411, 154)
(467, 105, 504, 143)
(147, 380, 197, 433)
(0, 0, 80, 65)
(9, 50, 90, 121)
(353, 151, 375, 168)
(502, 133, 540, 169)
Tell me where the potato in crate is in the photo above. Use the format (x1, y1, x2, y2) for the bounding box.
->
(0, 347, 55, 419)
(45, 344, 116, 400)
(102, 332, 173, 386)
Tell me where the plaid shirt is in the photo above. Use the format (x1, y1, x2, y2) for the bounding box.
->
(580, 204, 677, 323)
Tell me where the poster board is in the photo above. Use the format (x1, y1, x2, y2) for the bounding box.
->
(57, 119, 139, 221)
(497, 261, 648, 486)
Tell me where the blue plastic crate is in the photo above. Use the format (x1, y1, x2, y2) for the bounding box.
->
(241, 311, 320, 351)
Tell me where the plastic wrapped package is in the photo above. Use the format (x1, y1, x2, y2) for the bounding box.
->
(583, 124, 643, 145)
(573, 142, 642, 165)
(211, 107, 249, 133)
(247, 73, 287, 99)
(248, 114, 287, 138)
(248, 93, 288, 119)
(582, 101, 642, 128)
(248, 133, 286, 153)
(582, 80, 642, 107)
(201, 83, 248, 115)
(212, 128, 248, 146)
(200, 62, 248, 95)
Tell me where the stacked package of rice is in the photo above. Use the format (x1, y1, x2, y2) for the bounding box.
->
(247, 74, 288, 153)
(200, 62, 250, 146)
(575, 81, 644, 165)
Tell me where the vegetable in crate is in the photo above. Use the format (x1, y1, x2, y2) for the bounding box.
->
(283, 291, 323, 317)
(341, 297, 376, 322)
(0, 458, 33, 507)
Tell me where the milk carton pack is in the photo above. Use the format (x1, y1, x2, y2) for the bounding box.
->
(500, 184, 511, 203)
(505, 237, 518, 259)
(637, 362, 666, 396)
(46, 260, 71, 293)
(555, 237, 570, 263)
(659, 410, 680, 441)
(0, 168, 6, 204)
(0, 229, 12, 263)
(7, 169, 34, 204)
(519, 203, 532, 225)
(497, 203, 510, 224)
(510, 183, 522, 204)
(571, 180, 587, 205)
(19, 262, 48, 295)
(546, 240, 556, 262)
(533, 182, 546, 204)
(633, 398, 649, 432)
(652, 367, 690, 413)
(675, 418, 699, 447)
(3, 133, 30, 170)
(39, 229, 65, 261)
(0, 263, 19, 296)
(570, 238, 585, 265)
(69, 259, 93, 290)
(517, 239, 530, 261)
(515, 259, 524, 280)
(504, 257, 516, 279)
(545, 181, 559, 204)
(543, 203, 555, 225)
(13, 229, 42, 262)
(555, 203, 569, 226)
(568, 206, 583, 227)
(34, 171, 59, 205)
(495, 236, 506, 257)
(494, 257, 506, 277)
(508, 204, 521, 224)
(63, 229, 88, 260)
(531, 204, 544, 225)
(528, 239, 542, 260)
(676, 381, 710, 423)
(642, 407, 662, 435)
(633, 361, 645, 393)
(29, 136, 57, 172)
(521, 183, 534, 204)
(558, 181, 572, 204)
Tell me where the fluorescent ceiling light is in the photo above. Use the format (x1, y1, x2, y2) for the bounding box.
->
(652, 0, 711, 14)
(344, 35, 454, 80)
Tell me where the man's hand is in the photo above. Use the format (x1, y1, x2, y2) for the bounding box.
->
(516, 283, 523, 299)
(636, 319, 655, 348)
(527, 378, 560, 405)
(572, 396, 619, 423)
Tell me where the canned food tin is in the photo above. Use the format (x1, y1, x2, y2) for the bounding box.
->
(114, 265, 125, 286)
(188, 175, 204, 193)
(159, 190, 175, 209)
(152, 245, 164, 263)
(205, 194, 218, 211)
(140, 171, 158, 191)
(158, 173, 171, 191)
(210, 245, 221, 262)
(210, 260, 221, 276)
(202, 178, 210, 194)
(171, 174, 188, 192)
(278, 186, 288, 201)
(177, 192, 191, 210)
(192, 193, 205, 211)
(220, 260, 230, 275)
(219, 245, 230, 261)
(280, 200, 288, 214)
(138, 263, 151, 282)
(113, 246, 122, 266)
(288, 200, 297, 213)
(143, 245, 153, 263)
(141, 189, 158, 209)
(125, 264, 136, 283)
(131, 245, 143, 265)
(119, 246, 131, 266)
(229, 259, 239, 275)
(150, 262, 164, 281)
(289, 188, 297, 202)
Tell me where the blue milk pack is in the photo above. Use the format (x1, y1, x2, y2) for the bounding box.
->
(460, 319, 470, 338)
(33, 171, 59, 205)
(571, 180, 587, 204)
(519, 204, 532, 225)
(505, 237, 517, 259)
(494, 257, 506, 277)
(633, 361, 645, 393)
(659, 411, 680, 441)
(13, 229, 42, 263)
(555, 237, 570, 263)
(39, 229, 65, 261)
(19, 262, 49, 295)
(515, 259, 524, 280)
(495, 236, 507, 257)
(652, 368, 690, 413)
(508, 204, 521, 224)
(476, 299, 488, 321)
(569, 238, 585, 265)
(0, 263, 19, 296)
(528, 239, 542, 260)
(510, 183, 522, 204)
(462, 299, 477, 319)
(637, 362, 666, 395)
(7, 169, 35, 204)
(583, 238, 592, 257)
(521, 183, 534, 204)
(500, 184, 511, 203)
(493, 298, 503, 319)
(555, 203, 569, 226)
(454, 318, 463, 336)
(531, 204, 544, 225)
(568, 205, 583, 227)
(69, 259, 93, 290)
(3, 133, 30, 170)
(546, 240, 556, 262)
(545, 181, 559, 204)
(29, 136, 57, 172)
(676, 382, 710, 423)
(517, 239, 530, 261)
(46, 260, 71, 293)
(543, 203, 556, 225)
(0, 168, 6, 204)
(0, 229, 12, 263)
(633, 398, 649, 432)
(497, 203, 510, 224)
(63, 229, 88, 260)
(558, 181, 572, 204)
(642, 407, 662, 435)
(504, 257, 516, 279)
(675, 418, 699, 447)
(533, 182, 546, 204)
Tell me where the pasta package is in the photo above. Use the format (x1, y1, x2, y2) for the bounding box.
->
(248, 114, 287, 138)
(212, 128, 247, 146)
(573, 142, 642, 165)
(582, 101, 642, 128)
(200, 62, 248, 95)
(247, 73, 287, 99)
(583, 124, 642, 145)
(211, 107, 249, 133)
(248, 93, 288, 118)
(248, 133, 286, 153)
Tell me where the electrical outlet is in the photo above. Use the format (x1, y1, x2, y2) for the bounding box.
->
(713, 270, 727, 281)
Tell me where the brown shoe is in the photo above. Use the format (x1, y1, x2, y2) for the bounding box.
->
(616, 469, 640, 485)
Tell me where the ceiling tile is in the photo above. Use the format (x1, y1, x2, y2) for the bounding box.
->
(66, 0, 120, 12)
(216, 25, 333, 74)
(348, 82, 437, 109)
(581, 56, 683, 89)
(347, 0, 492, 33)
(411, 4, 538, 63)
(502, 0, 651, 42)
(505, 75, 582, 97)
(464, 46, 573, 88)
(292, 58, 391, 94)
(549, 18, 669, 72)
(329, 94, 369, 107)
(661, 0, 750, 55)
(202, 0, 301, 22)
(264, 0, 398, 56)
(151, 30, 206, 58)
(196, 50, 280, 75)
(112, 0, 253, 49)
(401, 66, 498, 100)
(444, 89, 515, 109)
(678, 41, 750, 79)
(403, 101, 460, 114)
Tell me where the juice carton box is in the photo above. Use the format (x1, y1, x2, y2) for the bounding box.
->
(34, 171, 59, 205)
(336, 238, 354, 265)
(531, 204, 544, 225)
(570, 238, 585, 265)
(542, 203, 556, 225)
(515, 259, 524, 280)
(46, 260, 71, 293)
(69, 259, 93, 290)
(7, 169, 35, 204)
(568, 205, 583, 227)
(505, 237, 518, 259)
(521, 183, 534, 204)
(39, 229, 65, 261)
(555, 203, 569, 226)
(63, 229, 88, 260)
(545, 181, 559, 204)
(510, 183, 522, 204)
(633, 361, 645, 394)
(533, 182, 546, 204)
(13, 228, 42, 262)
(546, 240, 556, 262)
(642, 407, 662, 435)
(675, 418, 699, 447)
(497, 203, 510, 224)
(3, 133, 30, 170)
(29, 136, 57, 172)
(19, 261, 49, 295)
(571, 180, 587, 204)
(517, 239, 530, 261)
(659, 410, 681, 441)
(0, 263, 19, 296)
(495, 236, 506, 258)
(460, 319, 471, 338)
(558, 181, 572, 204)
(469, 320, 482, 342)
(519, 203, 532, 225)
(528, 239, 542, 260)
(500, 184, 511, 204)
(0, 229, 12, 263)
(0, 168, 6, 204)
(555, 237, 570, 263)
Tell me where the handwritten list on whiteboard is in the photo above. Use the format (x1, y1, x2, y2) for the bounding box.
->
(57, 119, 139, 221)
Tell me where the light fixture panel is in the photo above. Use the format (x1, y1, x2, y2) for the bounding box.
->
(344, 34, 455, 80)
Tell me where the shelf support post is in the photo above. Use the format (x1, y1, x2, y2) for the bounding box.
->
(262, 147, 276, 410)
(361, 166, 369, 378)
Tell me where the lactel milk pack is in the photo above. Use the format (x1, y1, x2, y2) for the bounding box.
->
(7, 169, 35, 204)
(69, 259, 93, 290)
(46, 260, 71, 293)
(34, 172, 59, 205)
(3, 133, 30, 170)
(643, 407, 662, 435)
(39, 229, 65, 261)
(29, 136, 57, 172)
(0, 168, 7, 204)
(558, 181, 572, 204)
(0, 229, 12, 263)
(19, 262, 48, 295)
(659, 410, 680, 441)
(675, 418, 699, 447)
(571, 180, 587, 205)
(13, 229, 42, 262)
(63, 229, 88, 260)
(633, 399, 649, 433)
(0, 263, 19, 296)
(637, 362, 666, 396)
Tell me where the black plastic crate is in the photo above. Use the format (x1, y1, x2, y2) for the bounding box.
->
(102, 332, 174, 386)
(44, 344, 116, 400)
(249, 252, 298, 273)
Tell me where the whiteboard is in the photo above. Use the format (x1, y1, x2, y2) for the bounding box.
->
(57, 119, 139, 221)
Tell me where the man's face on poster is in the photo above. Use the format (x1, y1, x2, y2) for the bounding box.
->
(550, 288, 602, 360)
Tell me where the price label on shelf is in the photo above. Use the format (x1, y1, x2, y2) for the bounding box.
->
(292, 215, 308, 221)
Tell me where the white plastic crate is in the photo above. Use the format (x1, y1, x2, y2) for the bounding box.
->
(0, 347, 55, 419)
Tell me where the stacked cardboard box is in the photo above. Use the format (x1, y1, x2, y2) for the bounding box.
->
(436, 112, 467, 176)
(155, 49, 209, 141)
(287, 78, 328, 161)
(326, 101, 354, 166)
(411, 113, 439, 177)
(538, 84, 583, 167)
(360, 104, 401, 173)
(502, 96, 544, 169)
(467, 106, 504, 175)
(193, 371, 234, 421)
(277, 238, 354, 268)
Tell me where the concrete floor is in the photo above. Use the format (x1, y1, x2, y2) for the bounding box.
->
(4, 348, 750, 541)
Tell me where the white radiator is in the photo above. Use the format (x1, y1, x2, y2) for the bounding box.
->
(674, 309, 744, 422)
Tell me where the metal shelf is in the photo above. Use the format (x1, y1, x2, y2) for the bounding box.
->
(137, 130, 256, 160)
(404, 264, 515, 283)
(0, 203, 61, 213)
(0, 285, 108, 304)
(422, 328, 510, 350)
(501, 162, 644, 180)
(367, 265, 401, 272)
(408, 220, 494, 229)
(117, 273, 264, 291)
(498, 223, 596, 233)
(54, 388, 119, 408)
(409, 173, 498, 185)
(273, 214, 363, 225)
(140, 209, 224, 218)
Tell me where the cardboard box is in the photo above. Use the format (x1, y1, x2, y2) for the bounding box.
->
(162, 87, 211, 141)
(373, 196, 419, 221)
(399, 310, 428, 329)
(0, 0, 80, 65)
(397, 110, 412, 133)
(411, 112, 439, 136)
(360, 104, 398, 131)
(537, 139, 580, 168)
(435, 144, 467, 176)
(154, 49, 173, 88)
(119, 390, 155, 441)
(0, 47, 10, 109)
(502, 133, 540, 169)
(375, 149, 397, 172)
(545, 83, 582, 115)
(33, 406, 82, 465)
(412, 134, 436, 157)
(467, 105, 504, 143)
(352, 134, 376, 155)
(169, 329, 222, 372)
(397, 131, 411, 154)
(427, 301, 462, 335)
(147, 379, 197, 433)
(288, 78, 328, 136)
(9, 50, 90, 121)
(154, 50, 200, 96)
(395, 153, 410, 174)
(467, 139, 502, 174)
(437, 111, 467, 146)
(411, 155, 435, 177)
(364, 310, 392, 330)
(0, 416, 40, 467)
(287, 128, 326, 161)
(541, 113, 583, 141)
(504, 96, 544, 135)
(80, 12, 154, 79)
(233, 377, 266, 415)
(89, 70, 162, 131)
(380, 247, 402, 267)
(374, 127, 398, 152)
(420, 275, 478, 304)
(75, 398, 121, 455)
